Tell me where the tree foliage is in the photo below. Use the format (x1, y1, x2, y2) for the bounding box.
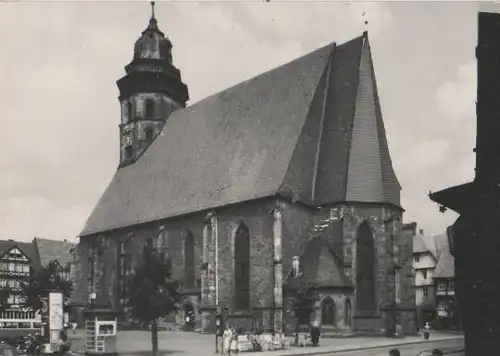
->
(20, 259, 73, 310)
(127, 237, 181, 356)
(293, 290, 315, 323)
(128, 238, 181, 322)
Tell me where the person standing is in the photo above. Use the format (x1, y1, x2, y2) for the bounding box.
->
(423, 321, 431, 340)
(310, 321, 320, 347)
(222, 325, 231, 354)
(228, 327, 239, 356)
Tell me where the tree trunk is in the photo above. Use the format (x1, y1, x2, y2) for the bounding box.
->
(151, 318, 159, 356)
(294, 316, 299, 346)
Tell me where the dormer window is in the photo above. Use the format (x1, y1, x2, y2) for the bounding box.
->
(145, 99, 155, 120)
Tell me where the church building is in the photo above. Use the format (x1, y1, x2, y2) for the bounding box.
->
(76, 5, 416, 335)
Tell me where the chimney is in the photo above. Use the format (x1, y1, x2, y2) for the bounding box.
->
(63, 239, 67, 243)
(475, 12, 500, 184)
(419, 229, 424, 235)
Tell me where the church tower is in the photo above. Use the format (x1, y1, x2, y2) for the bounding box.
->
(116, 2, 189, 167)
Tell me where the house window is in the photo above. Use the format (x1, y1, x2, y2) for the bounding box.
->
(423, 287, 428, 297)
(438, 281, 446, 291)
(449, 279, 454, 291)
(422, 270, 427, 279)
(145, 99, 155, 119)
(415, 255, 420, 263)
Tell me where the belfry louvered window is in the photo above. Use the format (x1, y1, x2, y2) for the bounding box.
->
(145, 99, 155, 120)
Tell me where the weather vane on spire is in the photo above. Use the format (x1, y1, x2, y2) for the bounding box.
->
(151, 1, 156, 19)
(362, 11, 368, 30)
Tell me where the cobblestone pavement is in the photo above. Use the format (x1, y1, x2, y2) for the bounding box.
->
(69, 329, 463, 356)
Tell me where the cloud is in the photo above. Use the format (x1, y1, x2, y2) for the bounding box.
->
(398, 61, 477, 234)
(436, 62, 476, 119)
(0, 2, 477, 240)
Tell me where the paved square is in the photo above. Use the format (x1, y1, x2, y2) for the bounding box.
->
(70, 330, 463, 356)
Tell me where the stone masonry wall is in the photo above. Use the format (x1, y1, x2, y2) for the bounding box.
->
(78, 197, 279, 332)
(76, 198, 415, 335)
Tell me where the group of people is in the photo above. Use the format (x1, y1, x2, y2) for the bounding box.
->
(221, 326, 291, 355)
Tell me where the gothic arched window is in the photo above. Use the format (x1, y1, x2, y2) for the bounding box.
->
(345, 299, 352, 326)
(356, 222, 376, 312)
(321, 297, 336, 326)
(184, 230, 195, 288)
(234, 222, 250, 311)
(145, 99, 155, 119)
(145, 128, 154, 142)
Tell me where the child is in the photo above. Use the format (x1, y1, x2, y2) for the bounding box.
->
(423, 322, 431, 340)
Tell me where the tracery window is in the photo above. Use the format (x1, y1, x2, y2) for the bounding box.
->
(118, 240, 130, 304)
(184, 230, 195, 288)
(356, 222, 376, 311)
(234, 222, 250, 311)
(88, 244, 95, 295)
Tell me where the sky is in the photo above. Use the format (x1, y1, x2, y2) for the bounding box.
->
(0, 0, 492, 242)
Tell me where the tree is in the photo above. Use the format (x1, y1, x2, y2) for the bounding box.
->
(20, 260, 73, 311)
(128, 238, 181, 356)
(290, 288, 315, 345)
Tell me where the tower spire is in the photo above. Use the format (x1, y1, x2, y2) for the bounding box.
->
(145, 1, 160, 33)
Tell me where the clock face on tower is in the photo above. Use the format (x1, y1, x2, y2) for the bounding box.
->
(124, 135, 132, 146)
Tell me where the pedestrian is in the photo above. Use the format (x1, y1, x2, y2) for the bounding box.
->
(71, 322, 77, 334)
(432, 350, 444, 356)
(389, 349, 400, 356)
(423, 321, 431, 340)
(222, 325, 231, 354)
(310, 321, 320, 347)
(228, 327, 239, 356)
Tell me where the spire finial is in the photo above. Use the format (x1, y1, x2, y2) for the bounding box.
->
(151, 1, 156, 19)
(362, 11, 369, 34)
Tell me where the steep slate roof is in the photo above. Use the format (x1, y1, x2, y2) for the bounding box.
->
(81, 31, 401, 237)
(0, 239, 42, 272)
(433, 233, 455, 279)
(33, 238, 76, 268)
(413, 232, 438, 259)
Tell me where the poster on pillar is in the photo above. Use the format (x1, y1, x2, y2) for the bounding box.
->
(48, 292, 64, 344)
